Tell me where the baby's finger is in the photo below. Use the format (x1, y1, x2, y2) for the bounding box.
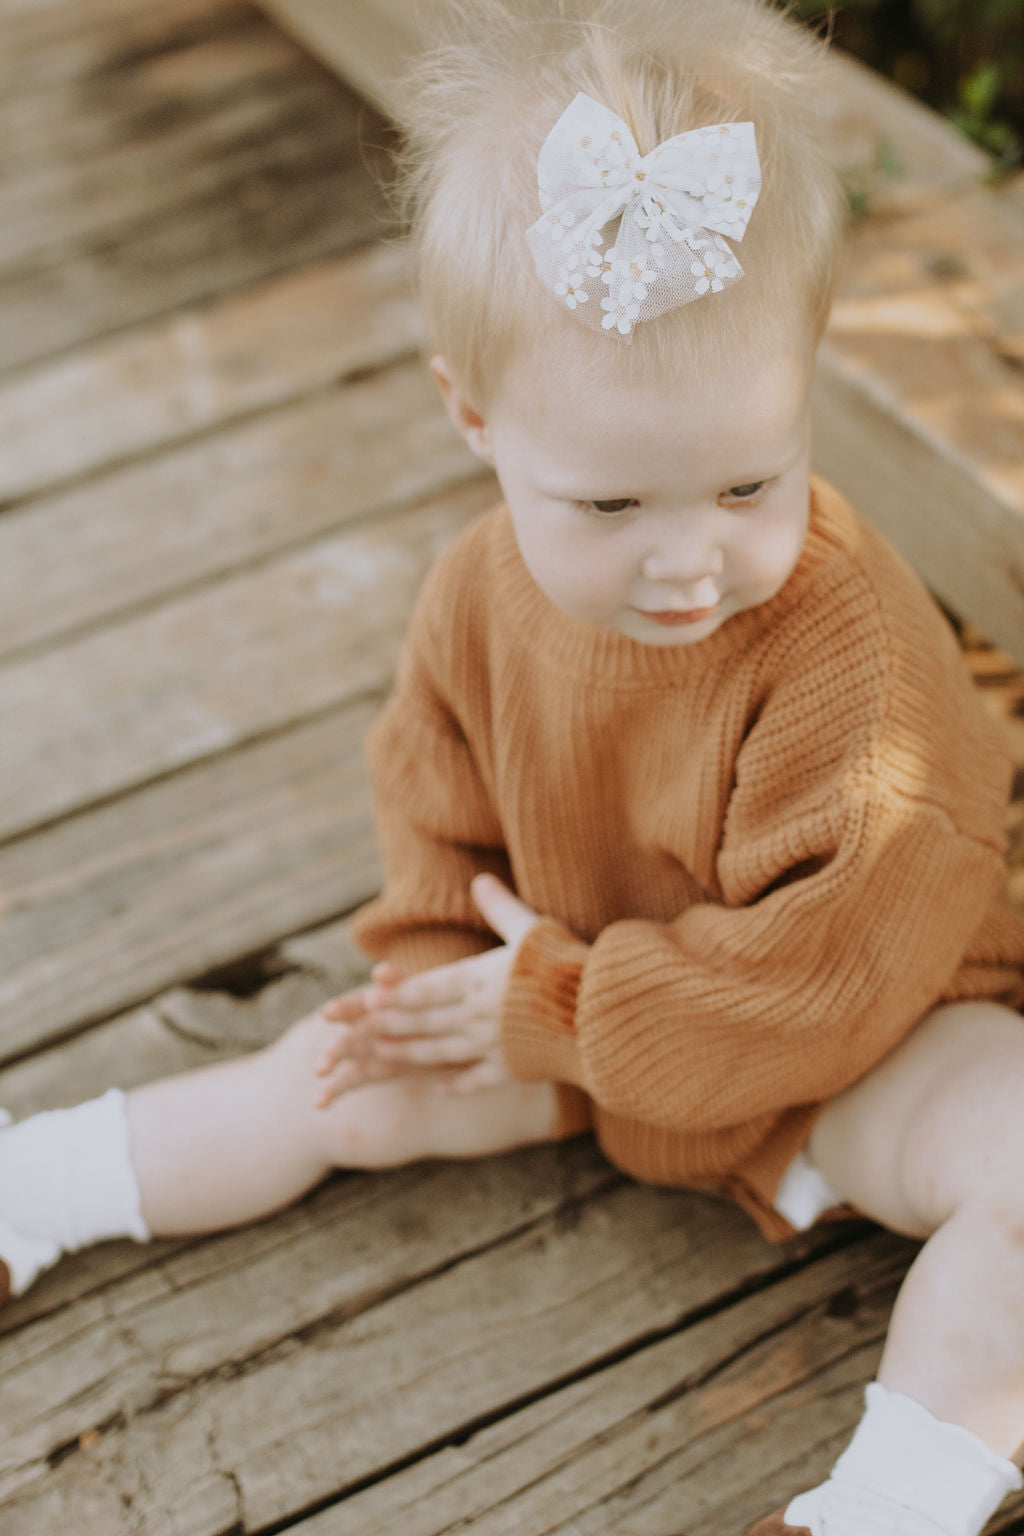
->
(312, 1053, 404, 1108)
(360, 1003, 468, 1039)
(320, 989, 370, 1023)
(371, 962, 407, 986)
(313, 1058, 366, 1107)
(314, 1032, 373, 1077)
(373, 1035, 479, 1067)
(375, 968, 468, 1012)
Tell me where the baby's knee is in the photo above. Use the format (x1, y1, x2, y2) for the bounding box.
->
(898, 1003, 1024, 1228)
(810, 1001, 1024, 1236)
(324, 1085, 432, 1170)
(313, 1075, 561, 1170)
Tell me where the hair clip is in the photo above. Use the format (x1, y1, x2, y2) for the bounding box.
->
(525, 92, 761, 339)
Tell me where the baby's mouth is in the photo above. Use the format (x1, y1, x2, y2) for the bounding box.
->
(638, 602, 720, 627)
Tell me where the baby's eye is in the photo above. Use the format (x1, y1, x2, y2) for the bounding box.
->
(721, 481, 766, 503)
(584, 498, 636, 516)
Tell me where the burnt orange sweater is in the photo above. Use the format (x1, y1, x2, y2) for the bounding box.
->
(352, 475, 1024, 1239)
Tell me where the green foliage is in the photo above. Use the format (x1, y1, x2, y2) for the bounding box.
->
(949, 62, 1022, 176)
(794, 0, 1024, 175)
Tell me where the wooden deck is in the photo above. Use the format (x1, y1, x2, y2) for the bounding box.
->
(2, 3, 1024, 1532)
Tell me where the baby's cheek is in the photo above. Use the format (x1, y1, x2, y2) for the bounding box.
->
(754, 516, 806, 587)
(563, 566, 624, 624)
(522, 538, 611, 622)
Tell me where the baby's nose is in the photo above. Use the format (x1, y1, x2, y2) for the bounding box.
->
(641, 529, 724, 587)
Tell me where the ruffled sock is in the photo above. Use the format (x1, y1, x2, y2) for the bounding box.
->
(785, 1383, 1022, 1536)
(0, 1089, 149, 1296)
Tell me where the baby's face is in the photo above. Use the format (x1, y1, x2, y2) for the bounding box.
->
(437, 341, 813, 648)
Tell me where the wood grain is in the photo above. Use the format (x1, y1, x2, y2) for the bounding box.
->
(0, 697, 382, 1061)
(283, 1237, 915, 1536)
(0, 1170, 862, 1534)
(0, 241, 420, 508)
(0, 355, 476, 659)
(1, 475, 492, 842)
(0, 0, 396, 372)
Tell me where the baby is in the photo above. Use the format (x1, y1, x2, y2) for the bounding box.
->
(5, 2, 1024, 1533)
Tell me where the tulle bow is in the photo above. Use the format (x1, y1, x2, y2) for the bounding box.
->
(524, 92, 762, 339)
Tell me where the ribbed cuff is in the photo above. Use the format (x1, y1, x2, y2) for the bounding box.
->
(501, 918, 588, 1088)
(68, 1089, 150, 1247)
(350, 916, 495, 978)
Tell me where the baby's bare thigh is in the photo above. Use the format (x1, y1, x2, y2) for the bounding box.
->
(809, 1001, 1024, 1239)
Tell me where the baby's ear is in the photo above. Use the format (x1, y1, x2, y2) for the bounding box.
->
(429, 355, 493, 464)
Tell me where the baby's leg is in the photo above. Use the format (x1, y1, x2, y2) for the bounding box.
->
(759, 1000, 1024, 1536)
(809, 999, 1024, 1457)
(130, 1007, 561, 1234)
(0, 1008, 560, 1297)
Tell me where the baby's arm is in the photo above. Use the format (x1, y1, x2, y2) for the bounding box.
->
(313, 536, 527, 1099)
(347, 543, 514, 963)
(513, 810, 1001, 1132)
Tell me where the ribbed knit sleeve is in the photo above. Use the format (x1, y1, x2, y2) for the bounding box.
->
(350, 553, 509, 976)
(500, 547, 1014, 1133)
(502, 792, 1004, 1130)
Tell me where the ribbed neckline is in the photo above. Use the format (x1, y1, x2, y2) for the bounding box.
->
(488, 475, 838, 687)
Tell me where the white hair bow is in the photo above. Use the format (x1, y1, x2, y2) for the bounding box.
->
(525, 93, 762, 340)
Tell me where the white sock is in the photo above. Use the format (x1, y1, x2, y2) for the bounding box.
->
(0, 1089, 149, 1295)
(786, 1382, 1022, 1536)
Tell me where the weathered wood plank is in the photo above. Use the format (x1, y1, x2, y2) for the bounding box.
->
(0, 698, 383, 1063)
(2, 476, 491, 842)
(0, 241, 419, 507)
(0, 1142, 615, 1494)
(1, 77, 375, 282)
(0, 356, 475, 661)
(280, 1236, 911, 1536)
(0, 0, 395, 371)
(0, 0, 246, 97)
(0, 156, 387, 378)
(812, 341, 1024, 662)
(812, 176, 1024, 659)
(0, 1170, 859, 1534)
(831, 184, 1024, 502)
(813, 49, 990, 196)
(0, 19, 326, 240)
(260, 0, 422, 126)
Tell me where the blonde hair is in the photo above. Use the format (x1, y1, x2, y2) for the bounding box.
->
(385, 0, 848, 410)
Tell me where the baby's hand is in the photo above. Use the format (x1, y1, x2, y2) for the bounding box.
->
(314, 876, 540, 1107)
(310, 974, 407, 1107)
